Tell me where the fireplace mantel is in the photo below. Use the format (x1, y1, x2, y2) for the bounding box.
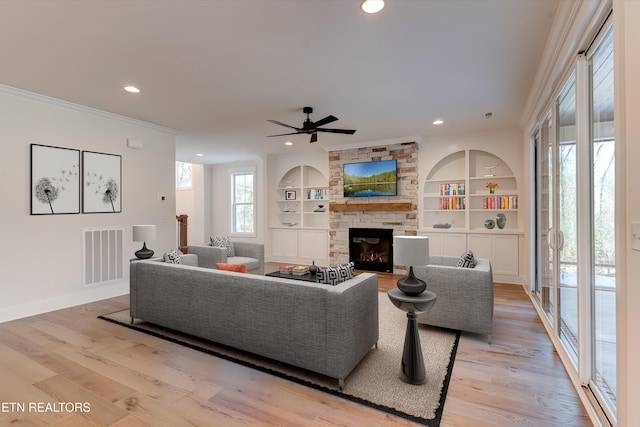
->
(330, 202, 412, 212)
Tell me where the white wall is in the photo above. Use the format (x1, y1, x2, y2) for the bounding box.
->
(615, 1, 640, 424)
(176, 163, 206, 245)
(204, 159, 266, 243)
(0, 86, 177, 322)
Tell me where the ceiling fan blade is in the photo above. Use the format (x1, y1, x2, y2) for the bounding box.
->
(312, 115, 338, 128)
(266, 131, 303, 137)
(267, 119, 300, 130)
(310, 132, 318, 143)
(316, 128, 357, 135)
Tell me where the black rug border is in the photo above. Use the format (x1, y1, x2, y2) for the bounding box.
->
(98, 311, 461, 426)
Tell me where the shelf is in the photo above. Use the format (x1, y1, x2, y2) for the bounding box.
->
(330, 202, 412, 212)
(275, 165, 329, 229)
(423, 149, 519, 232)
(470, 209, 518, 212)
(469, 175, 515, 180)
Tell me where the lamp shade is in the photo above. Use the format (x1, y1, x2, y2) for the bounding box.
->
(393, 236, 429, 267)
(132, 225, 156, 243)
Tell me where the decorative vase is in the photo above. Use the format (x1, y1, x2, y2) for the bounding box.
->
(489, 187, 495, 195)
(397, 266, 427, 295)
(484, 219, 495, 229)
(496, 213, 506, 229)
(309, 261, 318, 275)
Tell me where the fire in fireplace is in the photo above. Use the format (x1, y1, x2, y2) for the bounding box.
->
(349, 228, 394, 272)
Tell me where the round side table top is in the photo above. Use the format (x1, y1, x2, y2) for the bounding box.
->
(387, 288, 437, 314)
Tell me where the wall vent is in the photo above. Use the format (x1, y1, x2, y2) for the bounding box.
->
(82, 227, 125, 287)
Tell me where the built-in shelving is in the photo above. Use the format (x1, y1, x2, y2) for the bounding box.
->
(423, 149, 519, 232)
(275, 165, 329, 229)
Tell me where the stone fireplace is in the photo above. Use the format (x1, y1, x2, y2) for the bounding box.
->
(349, 228, 394, 272)
(329, 141, 419, 272)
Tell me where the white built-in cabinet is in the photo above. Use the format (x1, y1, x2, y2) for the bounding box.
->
(270, 165, 329, 265)
(420, 149, 522, 283)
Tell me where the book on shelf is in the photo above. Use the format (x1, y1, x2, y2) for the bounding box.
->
(306, 188, 328, 200)
(483, 195, 518, 210)
(439, 196, 465, 210)
(439, 183, 465, 196)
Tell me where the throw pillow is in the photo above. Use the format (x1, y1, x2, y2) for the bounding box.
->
(164, 249, 183, 264)
(210, 235, 235, 257)
(215, 262, 248, 273)
(457, 250, 477, 268)
(317, 261, 355, 286)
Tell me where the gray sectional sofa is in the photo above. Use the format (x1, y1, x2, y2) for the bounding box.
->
(413, 255, 494, 342)
(129, 260, 379, 389)
(187, 243, 264, 274)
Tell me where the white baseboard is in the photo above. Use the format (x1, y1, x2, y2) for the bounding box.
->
(0, 282, 129, 323)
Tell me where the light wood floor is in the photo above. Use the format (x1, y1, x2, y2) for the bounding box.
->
(0, 270, 592, 426)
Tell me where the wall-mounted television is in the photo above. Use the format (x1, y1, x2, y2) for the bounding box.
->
(343, 159, 397, 197)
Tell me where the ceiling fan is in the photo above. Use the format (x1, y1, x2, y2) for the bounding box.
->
(267, 106, 356, 143)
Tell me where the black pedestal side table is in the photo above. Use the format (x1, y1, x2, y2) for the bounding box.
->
(387, 288, 438, 385)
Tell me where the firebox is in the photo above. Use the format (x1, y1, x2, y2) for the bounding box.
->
(349, 228, 393, 272)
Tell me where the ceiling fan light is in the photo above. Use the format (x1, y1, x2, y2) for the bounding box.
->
(361, 0, 384, 14)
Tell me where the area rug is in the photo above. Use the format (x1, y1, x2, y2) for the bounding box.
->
(99, 292, 460, 426)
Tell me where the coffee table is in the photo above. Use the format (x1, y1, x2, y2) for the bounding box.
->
(265, 270, 318, 283)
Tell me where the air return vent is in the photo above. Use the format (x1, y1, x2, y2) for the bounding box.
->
(82, 227, 124, 287)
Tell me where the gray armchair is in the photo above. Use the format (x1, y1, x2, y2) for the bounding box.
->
(413, 255, 494, 342)
(187, 242, 264, 275)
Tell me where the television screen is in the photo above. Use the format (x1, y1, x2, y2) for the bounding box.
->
(343, 159, 397, 197)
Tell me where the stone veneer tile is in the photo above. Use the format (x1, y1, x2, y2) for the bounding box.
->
(329, 141, 419, 267)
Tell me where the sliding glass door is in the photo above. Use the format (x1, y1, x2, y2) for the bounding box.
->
(556, 74, 579, 366)
(589, 24, 616, 417)
(533, 20, 616, 422)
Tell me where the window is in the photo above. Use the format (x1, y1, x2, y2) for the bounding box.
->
(231, 170, 255, 235)
(176, 162, 192, 189)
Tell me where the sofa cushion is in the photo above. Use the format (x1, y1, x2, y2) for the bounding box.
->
(164, 249, 183, 264)
(457, 250, 477, 268)
(228, 256, 260, 272)
(317, 262, 355, 286)
(216, 262, 248, 273)
(210, 235, 235, 257)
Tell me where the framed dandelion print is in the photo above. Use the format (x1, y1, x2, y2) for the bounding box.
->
(30, 144, 80, 215)
(82, 151, 122, 213)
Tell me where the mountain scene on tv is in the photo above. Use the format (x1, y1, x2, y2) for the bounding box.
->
(343, 160, 397, 197)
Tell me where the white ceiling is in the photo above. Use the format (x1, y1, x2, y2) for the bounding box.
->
(0, 0, 559, 164)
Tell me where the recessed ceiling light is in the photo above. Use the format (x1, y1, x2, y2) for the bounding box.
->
(361, 0, 384, 14)
(124, 85, 140, 93)
(196, 153, 204, 157)
(433, 119, 444, 125)
(284, 141, 293, 146)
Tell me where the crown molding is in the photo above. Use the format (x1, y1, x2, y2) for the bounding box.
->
(322, 135, 422, 152)
(0, 84, 179, 135)
(520, 0, 612, 134)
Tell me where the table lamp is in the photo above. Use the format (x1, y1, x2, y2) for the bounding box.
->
(133, 224, 156, 259)
(393, 235, 429, 295)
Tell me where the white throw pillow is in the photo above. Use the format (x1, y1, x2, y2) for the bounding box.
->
(210, 235, 235, 257)
(317, 262, 355, 286)
(457, 250, 477, 268)
(164, 249, 183, 264)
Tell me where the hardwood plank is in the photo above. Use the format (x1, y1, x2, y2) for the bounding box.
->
(0, 273, 591, 427)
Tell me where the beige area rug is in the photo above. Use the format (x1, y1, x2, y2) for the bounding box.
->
(99, 292, 460, 426)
